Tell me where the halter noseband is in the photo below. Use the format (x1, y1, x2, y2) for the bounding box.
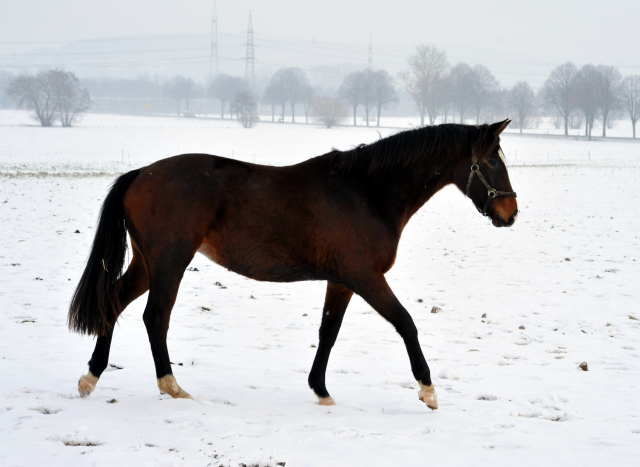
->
(465, 150, 517, 216)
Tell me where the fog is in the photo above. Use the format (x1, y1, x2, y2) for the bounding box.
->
(1, 0, 639, 90)
(2, 5, 640, 464)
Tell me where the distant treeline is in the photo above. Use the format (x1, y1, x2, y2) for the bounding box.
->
(1, 44, 639, 137)
(398, 45, 639, 138)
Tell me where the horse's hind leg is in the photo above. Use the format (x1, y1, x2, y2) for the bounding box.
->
(308, 281, 353, 405)
(354, 274, 438, 410)
(79, 250, 149, 397)
(142, 242, 195, 399)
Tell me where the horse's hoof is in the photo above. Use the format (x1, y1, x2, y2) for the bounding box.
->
(157, 374, 192, 399)
(419, 383, 438, 410)
(317, 395, 336, 406)
(78, 372, 99, 397)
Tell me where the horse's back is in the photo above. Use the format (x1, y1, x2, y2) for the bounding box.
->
(123, 153, 396, 283)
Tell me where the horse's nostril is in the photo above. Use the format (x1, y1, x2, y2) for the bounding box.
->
(512, 209, 518, 220)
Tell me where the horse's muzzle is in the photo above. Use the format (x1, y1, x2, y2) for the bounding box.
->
(493, 209, 518, 227)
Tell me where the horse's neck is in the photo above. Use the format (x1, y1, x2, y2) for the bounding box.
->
(368, 155, 454, 227)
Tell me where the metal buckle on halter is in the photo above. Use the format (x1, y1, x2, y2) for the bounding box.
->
(488, 189, 496, 198)
(471, 164, 479, 172)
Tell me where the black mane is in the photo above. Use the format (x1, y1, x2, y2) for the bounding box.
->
(330, 123, 487, 174)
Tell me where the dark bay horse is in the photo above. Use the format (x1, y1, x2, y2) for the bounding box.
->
(69, 120, 517, 409)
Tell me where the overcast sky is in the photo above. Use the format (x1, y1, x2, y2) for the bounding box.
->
(1, 0, 638, 89)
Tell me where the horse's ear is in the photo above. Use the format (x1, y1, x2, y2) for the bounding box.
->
(489, 119, 511, 138)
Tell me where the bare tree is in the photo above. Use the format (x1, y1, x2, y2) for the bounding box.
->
(7, 69, 91, 127)
(312, 97, 347, 128)
(508, 81, 536, 134)
(263, 71, 288, 121)
(283, 67, 309, 123)
(209, 74, 247, 119)
(262, 84, 279, 122)
(182, 79, 201, 114)
(164, 79, 182, 116)
(360, 69, 377, 126)
(399, 45, 449, 125)
(7, 71, 60, 126)
(596, 65, 622, 137)
(541, 62, 578, 135)
(483, 89, 508, 124)
(434, 75, 455, 123)
(470, 65, 500, 124)
(574, 65, 600, 139)
(339, 70, 380, 126)
(164, 76, 200, 116)
(288, 68, 310, 123)
(230, 90, 258, 128)
(300, 84, 315, 124)
(621, 75, 640, 138)
(449, 63, 474, 124)
(371, 69, 398, 127)
(52, 70, 91, 127)
(265, 67, 309, 123)
(339, 71, 365, 126)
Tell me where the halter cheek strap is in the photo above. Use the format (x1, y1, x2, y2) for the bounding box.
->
(466, 154, 517, 216)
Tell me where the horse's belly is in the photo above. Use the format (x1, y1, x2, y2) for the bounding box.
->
(197, 242, 325, 283)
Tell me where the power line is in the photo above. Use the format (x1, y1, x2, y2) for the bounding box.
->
(0, 54, 245, 69)
(0, 34, 217, 45)
(0, 46, 211, 57)
(2, 31, 640, 82)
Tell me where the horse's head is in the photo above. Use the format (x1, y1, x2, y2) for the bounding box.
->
(456, 119, 518, 227)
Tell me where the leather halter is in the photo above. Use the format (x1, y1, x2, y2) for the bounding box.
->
(466, 149, 517, 216)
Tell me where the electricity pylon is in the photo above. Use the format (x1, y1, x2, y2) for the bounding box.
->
(209, 1, 218, 81)
(245, 11, 255, 86)
(368, 32, 373, 69)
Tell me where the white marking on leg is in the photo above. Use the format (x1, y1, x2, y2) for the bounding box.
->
(316, 394, 336, 406)
(418, 382, 438, 410)
(157, 374, 192, 399)
(78, 372, 99, 397)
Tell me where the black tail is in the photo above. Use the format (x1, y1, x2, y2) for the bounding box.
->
(68, 169, 140, 336)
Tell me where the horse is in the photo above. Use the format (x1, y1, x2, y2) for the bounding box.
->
(68, 119, 517, 410)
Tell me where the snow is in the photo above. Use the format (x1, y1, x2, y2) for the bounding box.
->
(1, 110, 639, 466)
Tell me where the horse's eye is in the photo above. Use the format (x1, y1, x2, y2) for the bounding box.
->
(488, 159, 498, 167)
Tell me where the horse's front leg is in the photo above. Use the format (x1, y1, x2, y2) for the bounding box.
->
(308, 281, 353, 405)
(353, 274, 438, 410)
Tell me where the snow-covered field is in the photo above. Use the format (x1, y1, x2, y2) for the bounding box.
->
(1, 110, 639, 466)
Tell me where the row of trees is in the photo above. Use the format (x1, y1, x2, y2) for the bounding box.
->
(262, 68, 313, 123)
(400, 45, 640, 138)
(7, 69, 91, 127)
(90, 58, 640, 136)
(541, 63, 640, 138)
(400, 45, 502, 127)
(209, 70, 343, 128)
(4, 52, 639, 136)
(338, 69, 397, 126)
(161, 71, 307, 124)
(196, 67, 398, 127)
(163, 76, 201, 116)
(164, 75, 260, 126)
